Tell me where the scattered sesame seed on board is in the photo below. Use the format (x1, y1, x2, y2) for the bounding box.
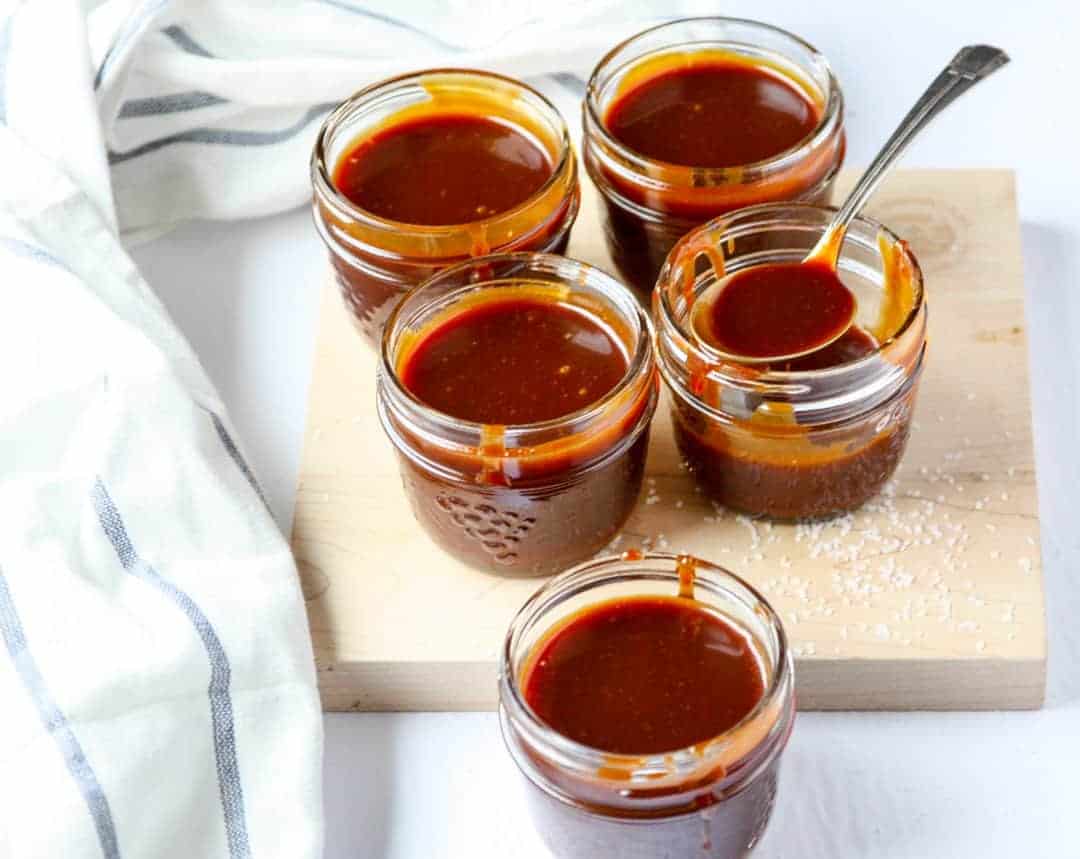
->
(584, 353, 1035, 697)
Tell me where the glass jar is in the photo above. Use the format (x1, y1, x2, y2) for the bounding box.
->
(654, 203, 927, 520)
(583, 17, 845, 299)
(499, 552, 795, 859)
(377, 253, 657, 576)
(312, 70, 580, 344)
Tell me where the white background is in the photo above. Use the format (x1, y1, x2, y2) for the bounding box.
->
(130, 2, 1080, 856)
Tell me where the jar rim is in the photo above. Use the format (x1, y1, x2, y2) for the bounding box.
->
(655, 201, 926, 384)
(499, 552, 793, 786)
(584, 16, 844, 181)
(378, 252, 655, 448)
(312, 68, 575, 239)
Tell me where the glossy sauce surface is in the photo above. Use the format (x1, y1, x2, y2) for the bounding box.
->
(523, 596, 764, 754)
(698, 261, 856, 360)
(400, 297, 629, 424)
(779, 324, 877, 371)
(334, 114, 553, 225)
(606, 61, 819, 167)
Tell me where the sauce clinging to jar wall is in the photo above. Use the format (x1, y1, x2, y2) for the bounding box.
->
(583, 19, 846, 298)
(312, 70, 580, 343)
(377, 256, 657, 576)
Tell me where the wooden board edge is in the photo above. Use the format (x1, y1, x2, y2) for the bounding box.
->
(317, 661, 498, 712)
(794, 655, 1046, 711)
(316, 653, 1047, 713)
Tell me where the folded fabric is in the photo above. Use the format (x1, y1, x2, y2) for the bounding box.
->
(0, 1, 710, 856)
(0, 4, 325, 857)
(86, 0, 712, 239)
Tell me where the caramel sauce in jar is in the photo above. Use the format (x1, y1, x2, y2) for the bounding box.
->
(500, 553, 794, 858)
(583, 18, 845, 299)
(654, 203, 926, 520)
(378, 254, 657, 576)
(313, 70, 579, 344)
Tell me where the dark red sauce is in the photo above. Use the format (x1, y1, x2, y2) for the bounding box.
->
(606, 62, 819, 168)
(780, 324, 877, 371)
(333, 114, 552, 225)
(400, 297, 628, 424)
(523, 596, 764, 754)
(699, 261, 856, 360)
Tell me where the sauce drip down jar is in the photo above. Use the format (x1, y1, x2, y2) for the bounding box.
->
(654, 203, 927, 520)
(312, 70, 579, 343)
(377, 253, 657, 576)
(499, 552, 795, 858)
(583, 17, 845, 297)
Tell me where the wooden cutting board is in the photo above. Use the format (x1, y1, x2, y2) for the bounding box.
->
(293, 169, 1045, 712)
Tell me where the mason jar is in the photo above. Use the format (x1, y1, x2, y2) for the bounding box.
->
(654, 202, 927, 519)
(377, 253, 657, 576)
(500, 552, 795, 858)
(312, 70, 580, 344)
(583, 17, 845, 298)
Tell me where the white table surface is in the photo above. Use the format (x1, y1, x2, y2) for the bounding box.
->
(130, 2, 1080, 856)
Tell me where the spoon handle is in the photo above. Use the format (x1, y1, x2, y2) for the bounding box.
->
(813, 44, 1009, 266)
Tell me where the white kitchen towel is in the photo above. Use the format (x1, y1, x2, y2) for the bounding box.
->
(0, 3, 330, 857)
(0, 1, 710, 857)
(85, 0, 718, 239)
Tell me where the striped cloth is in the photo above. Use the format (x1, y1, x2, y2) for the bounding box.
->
(0, 1, 700, 857)
(88, 0, 697, 240)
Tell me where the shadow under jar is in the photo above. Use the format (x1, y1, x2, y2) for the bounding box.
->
(655, 203, 927, 520)
(377, 253, 657, 576)
(500, 552, 795, 859)
(583, 17, 845, 299)
(312, 70, 580, 344)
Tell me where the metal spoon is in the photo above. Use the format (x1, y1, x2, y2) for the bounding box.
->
(692, 44, 1010, 365)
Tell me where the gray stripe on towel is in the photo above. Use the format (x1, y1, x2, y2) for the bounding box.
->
(119, 91, 228, 118)
(209, 411, 271, 513)
(108, 102, 335, 164)
(549, 72, 587, 96)
(0, 570, 121, 859)
(91, 480, 251, 859)
(0, 236, 72, 271)
(161, 24, 214, 58)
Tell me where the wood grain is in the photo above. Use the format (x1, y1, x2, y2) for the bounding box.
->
(293, 169, 1046, 712)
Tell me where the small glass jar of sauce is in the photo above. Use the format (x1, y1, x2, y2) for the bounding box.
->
(654, 203, 927, 520)
(583, 17, 845, 298)
(377, 253, 657, 576)
(312, 70, 580, 343)
(500, 552, 794, 858)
